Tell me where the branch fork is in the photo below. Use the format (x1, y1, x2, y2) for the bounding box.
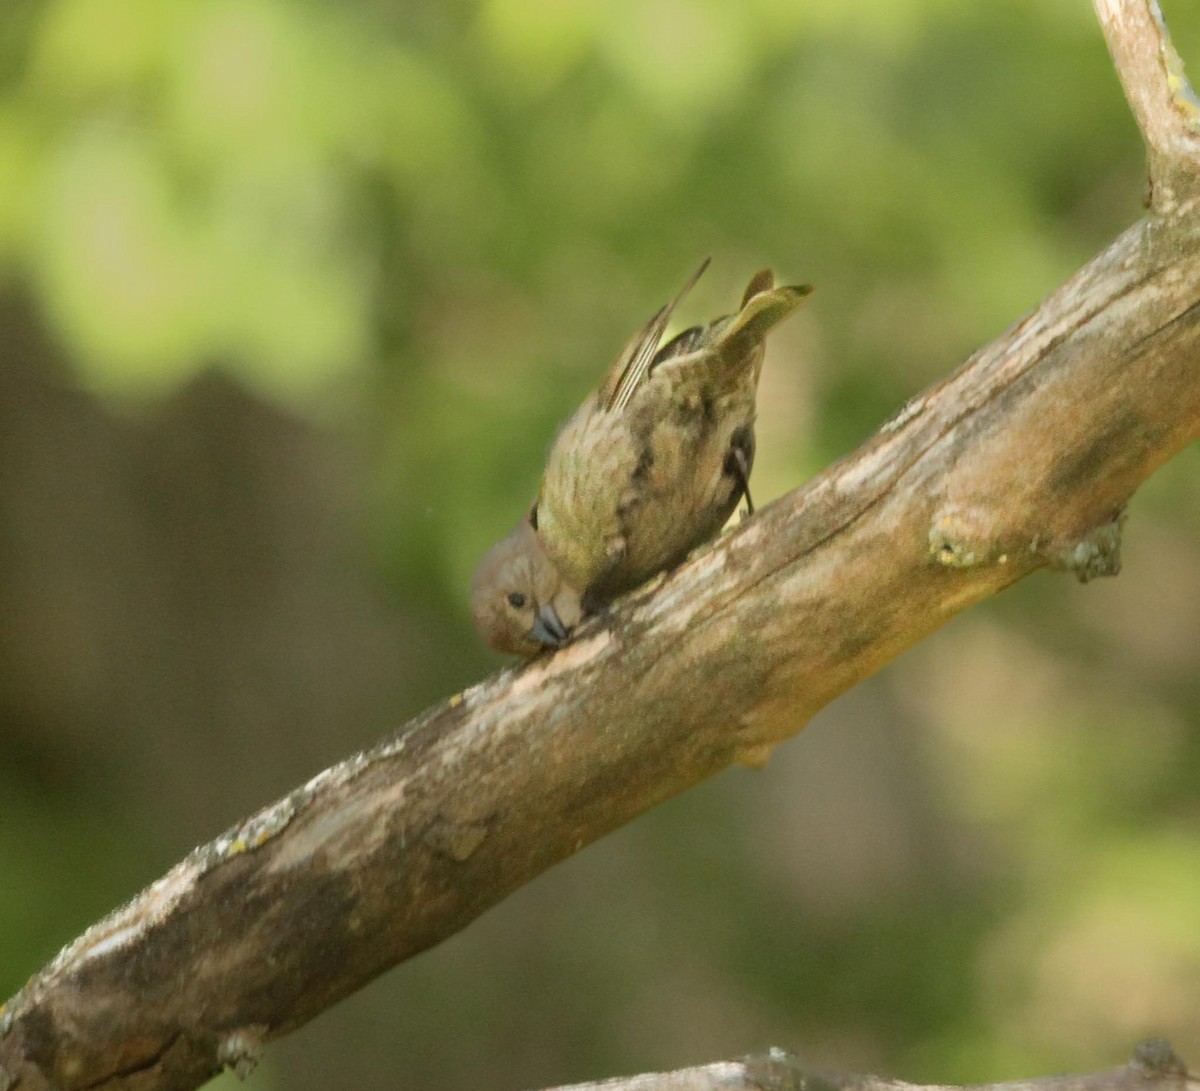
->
(1095, 0, 1200, 210)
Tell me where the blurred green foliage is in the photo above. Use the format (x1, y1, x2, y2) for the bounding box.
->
(1, 1, 1199, 1089)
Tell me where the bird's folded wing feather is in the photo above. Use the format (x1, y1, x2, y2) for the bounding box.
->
(601, 257, 712, 412)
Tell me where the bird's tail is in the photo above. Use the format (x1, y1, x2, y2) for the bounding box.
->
(711, 272, 813, 363)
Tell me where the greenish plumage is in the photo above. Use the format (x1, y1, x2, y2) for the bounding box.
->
(536, 262, 812, 611)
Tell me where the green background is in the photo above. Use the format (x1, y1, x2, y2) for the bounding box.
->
(1, 1, 1199, 1088)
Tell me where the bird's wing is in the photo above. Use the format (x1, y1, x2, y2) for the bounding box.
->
(601, 257, 711, 412)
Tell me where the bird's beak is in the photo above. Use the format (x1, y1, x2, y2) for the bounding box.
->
(530, 603, 570, 648)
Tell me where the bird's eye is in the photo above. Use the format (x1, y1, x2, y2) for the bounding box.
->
(507, 591, 527, 609)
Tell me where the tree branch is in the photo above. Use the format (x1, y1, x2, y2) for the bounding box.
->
(1094, 0, 1200, 209)
(5, 6, 1200, 1091)
(541, 1040, 1198, 1091)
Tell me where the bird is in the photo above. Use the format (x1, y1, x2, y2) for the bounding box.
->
(534, 260, 812, 613)
(471, 515, 583, 657)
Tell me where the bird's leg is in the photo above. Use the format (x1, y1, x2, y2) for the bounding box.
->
(724, 428, 755, 515)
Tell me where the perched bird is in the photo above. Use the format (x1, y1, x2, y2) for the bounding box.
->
(471, 516, 583, 657)
(535, 260, 812, 612)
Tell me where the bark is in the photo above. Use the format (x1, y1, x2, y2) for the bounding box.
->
(542, 1039, 1197, 1091)
(3, 1, 1200, 1089)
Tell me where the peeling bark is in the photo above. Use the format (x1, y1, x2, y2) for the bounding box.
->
(2, 2, 1200, 1088)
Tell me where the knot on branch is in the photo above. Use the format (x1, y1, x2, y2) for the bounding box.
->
(928, 506, 1015, 570)
(1042, 514, 1125, 583)
(217, 1025, 268, 1080)
(1133, 1038, 1188, 1079)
